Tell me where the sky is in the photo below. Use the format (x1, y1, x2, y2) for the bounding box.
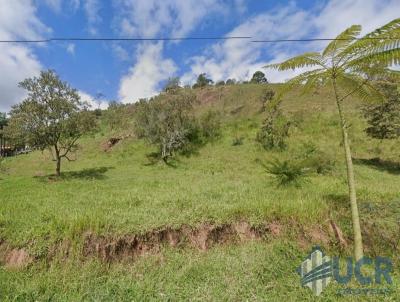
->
(0, 0, 399, 112)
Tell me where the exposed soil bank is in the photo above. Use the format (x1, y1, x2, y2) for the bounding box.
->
(1, 220, 345, 269)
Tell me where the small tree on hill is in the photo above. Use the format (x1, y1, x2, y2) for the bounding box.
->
(5, 70, 97, 176)
(135, 91, 197, 162)
(363, 81, 400, 141)
(226, 78, 236, 85)
(193, 73, 213, 89)
(164, 77, 181, 93)
(0, 113, 7, 128)
(257, 100, 290, 150)
(251, 71, 268, 84)
(265, 19, 400, 260)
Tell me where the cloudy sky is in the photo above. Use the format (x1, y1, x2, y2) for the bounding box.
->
(0, 0, 399, 112)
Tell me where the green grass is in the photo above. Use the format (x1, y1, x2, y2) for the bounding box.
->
(0, 84, 399, 300)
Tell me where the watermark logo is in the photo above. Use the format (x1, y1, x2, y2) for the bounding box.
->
(297, 246, 393, 296)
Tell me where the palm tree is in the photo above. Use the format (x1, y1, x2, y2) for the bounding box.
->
(265, 19, 400, 260)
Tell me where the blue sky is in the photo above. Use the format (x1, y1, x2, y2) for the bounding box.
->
(0, 0, 399, 111)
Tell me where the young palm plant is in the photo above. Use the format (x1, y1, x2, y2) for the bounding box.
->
(265, 19, 400, 261)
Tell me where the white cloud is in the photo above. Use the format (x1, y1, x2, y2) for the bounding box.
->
(182, 0, 400, 84)
(114, 0, 227, 38)
(119, 43, 177, 103)
(115, 0, 232, 104)
(83, 0, 102, 35)
(0, 0, 50, 112)
(66, 43, 75, 55)
(181, 3, 311, 84)
(78, 91, 109, 110)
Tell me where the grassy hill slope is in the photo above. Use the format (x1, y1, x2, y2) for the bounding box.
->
(0, 84, 399, 301)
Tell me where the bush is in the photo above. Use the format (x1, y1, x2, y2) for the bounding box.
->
(265, 158, 308, 187)
(134, 91, 198, 162)
(363, 81, 400, 141)
(256, 105, 290, 150)
(259, 89, 275, 112)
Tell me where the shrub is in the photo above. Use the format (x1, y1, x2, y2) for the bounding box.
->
(259, 89, 275, 112)
(256, 103, 290, 150)
(265, 158, 308, 187)
(363, 81, 400, 141)
(134, 91, 198, 162)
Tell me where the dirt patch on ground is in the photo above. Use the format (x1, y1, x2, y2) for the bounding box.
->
(0, 241, 32, 269)
(1, 220, 339, 267)
(101, 134, 133, 152)
(83, 222, 268, 262)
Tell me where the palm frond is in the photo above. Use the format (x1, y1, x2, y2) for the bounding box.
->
(346, 48, 400, 69)
(336, 73, 385, 103)
(323, 25, 361, 57)
(340, 18, 400, 62)
(273, 69, 330, 99)
(265, 52, 326, 71)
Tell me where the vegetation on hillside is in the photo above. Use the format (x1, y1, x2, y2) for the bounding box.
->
(0, 19, 400, 301)
(266, 18, 400, 261)
(4, 70, 97, 176)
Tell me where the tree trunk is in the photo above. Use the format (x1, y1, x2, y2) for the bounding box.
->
(54, 146, 61, 177)
(333, 79, 363, 261)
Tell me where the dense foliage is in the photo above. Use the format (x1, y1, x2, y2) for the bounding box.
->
(250, 71, 268, 84)
(135, 91, 198, 161)
(363, 81, 400, 140)
(4, 70, 97, 176)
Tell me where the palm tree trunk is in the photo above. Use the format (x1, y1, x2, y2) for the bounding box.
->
(332, 79, 363, 261)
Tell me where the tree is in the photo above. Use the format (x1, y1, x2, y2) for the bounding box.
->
(256, 99, 290, 150)
(164, 77, 181, 93)
(226, 78, 236, 85)
(265, 19, 400, 261)
(135, 91, 197, 162)
(193, 73, 213, 89)
(251, 71, 268, 84)
(0, 113, 7, 158)
(5, 70, 96, 176)
(363, 81, 400, 141)
(0, 113, 7, 128)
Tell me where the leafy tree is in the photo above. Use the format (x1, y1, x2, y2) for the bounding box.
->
(226, 78, 236, 85)
(135, 91, 197, 162)
(0, 112, 7, 158)
(265, 19, 400, 260)
(5, 70, 97, 176)
(192, 73, 213, 89)
(0, 113, 7, 128)
(250, 71, 268, 84)
(164, 77, 181, 93)
(256, 100, 290, 150)
(216, 80, 225, 86)
(103, 101, 133, 131)
(363, 81, 400, 140)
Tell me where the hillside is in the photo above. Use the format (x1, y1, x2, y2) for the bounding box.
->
(1, 83, 399, 301)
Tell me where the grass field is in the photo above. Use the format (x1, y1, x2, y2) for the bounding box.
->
(1, 84, 399, 301)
